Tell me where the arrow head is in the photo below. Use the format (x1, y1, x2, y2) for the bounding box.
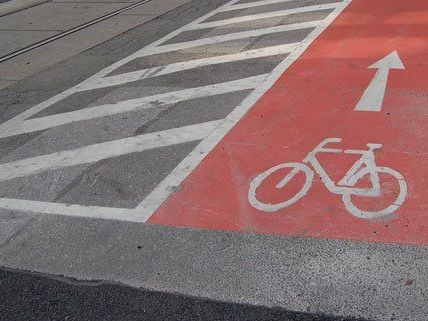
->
(369, 50, 405, 70)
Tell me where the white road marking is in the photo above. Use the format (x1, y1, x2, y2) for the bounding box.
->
(249, 162, 314, 212)
(0, 89, 76, 136)
(354, 51, 404, 112)
(190, 3, 339, 30)
(0, 75, 265, 138)
(80, 45, 296, 91)
(248, 138, 407, 219)
(135, 21, 321, 57)
(135, 1, 352, 221)
(0, 198, 147, 222)
(0, 121, 222, 182)
(221, 0, 305, 11)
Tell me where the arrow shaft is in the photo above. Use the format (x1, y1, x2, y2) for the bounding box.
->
(354, 68, 390, 112)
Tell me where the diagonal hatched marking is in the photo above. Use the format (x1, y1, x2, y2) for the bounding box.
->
(0, 0, 319, 135)
(0, 0, 244, 135)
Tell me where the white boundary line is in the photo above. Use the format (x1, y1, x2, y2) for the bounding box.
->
(135, 0, 351, 221)
(0, 198, 143, 222)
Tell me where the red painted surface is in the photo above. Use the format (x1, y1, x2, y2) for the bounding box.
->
(149, 0, 428, 245)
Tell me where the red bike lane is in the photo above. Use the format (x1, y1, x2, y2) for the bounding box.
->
(148, 0, 428, 245)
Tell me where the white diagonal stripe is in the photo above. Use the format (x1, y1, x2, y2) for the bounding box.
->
(79, 44, 296, 91)
(0, 120, 222, 182)
(136, 21, 321, 57)
(192, 3, 339, 30)
(221, 0, 305, 11)
(0, 75, 265, 138)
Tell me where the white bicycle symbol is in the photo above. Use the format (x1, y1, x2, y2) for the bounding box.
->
(248, 138, 407, 219)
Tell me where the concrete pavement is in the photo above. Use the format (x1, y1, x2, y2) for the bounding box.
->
(0, 0, 191, 89)
(1, 0, 428, 320)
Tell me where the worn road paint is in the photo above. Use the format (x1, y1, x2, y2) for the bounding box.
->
(149, 0, 428, 246)
(355, 51, 405, 112)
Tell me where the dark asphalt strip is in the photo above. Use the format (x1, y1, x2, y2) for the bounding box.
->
(0, 268, 371, 321)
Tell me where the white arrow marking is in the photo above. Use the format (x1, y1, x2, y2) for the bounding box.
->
(354, 51, 405, 112)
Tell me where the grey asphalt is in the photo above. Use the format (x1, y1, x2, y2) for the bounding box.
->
(0, 0, 426, 321)
(0, 267, 371, 321)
